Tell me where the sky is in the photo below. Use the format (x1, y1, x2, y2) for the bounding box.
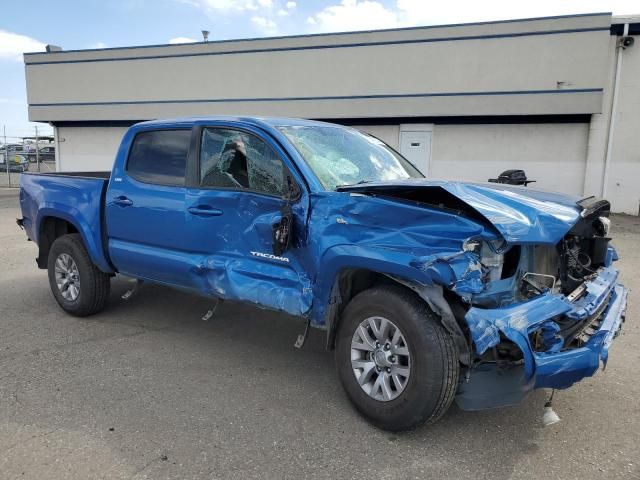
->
(1, 0, 638, 141)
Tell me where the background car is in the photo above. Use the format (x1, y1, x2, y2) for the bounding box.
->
(0, 152, 29, 172)
(0, 144, 25, 154)
(24, 145, 55, 163)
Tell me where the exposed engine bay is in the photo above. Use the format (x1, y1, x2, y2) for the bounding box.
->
(524, 197, 612, 298)
(460, 196, 612, 304)
(468, 197, 615, 363)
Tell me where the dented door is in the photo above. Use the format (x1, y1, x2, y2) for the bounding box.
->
(182, 126, 312, 316)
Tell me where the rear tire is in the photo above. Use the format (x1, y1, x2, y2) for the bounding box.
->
(335, 285, 459, 431)
(47, 233, 110, 316)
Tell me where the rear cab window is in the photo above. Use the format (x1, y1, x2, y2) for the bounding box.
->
(127, 130, 191, 186)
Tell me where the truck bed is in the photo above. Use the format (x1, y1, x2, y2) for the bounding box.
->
(19, 171, 113, 273)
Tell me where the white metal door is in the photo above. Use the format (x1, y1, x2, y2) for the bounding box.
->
(400, 130, 432, 175)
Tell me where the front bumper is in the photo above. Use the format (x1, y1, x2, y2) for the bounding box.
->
(456, 264, 628, 410)
(534, 283, 626, 389)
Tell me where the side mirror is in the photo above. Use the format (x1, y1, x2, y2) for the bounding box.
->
(271, 174, 298, 256)
(272, 203, 292, 256)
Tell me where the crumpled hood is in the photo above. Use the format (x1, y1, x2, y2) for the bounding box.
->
(337, 179, 583, 244)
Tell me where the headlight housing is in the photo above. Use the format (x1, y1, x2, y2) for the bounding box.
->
(595, 216, 611, 236)
(463, 239, 504, 282)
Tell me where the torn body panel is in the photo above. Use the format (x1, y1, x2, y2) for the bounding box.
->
(184, 189, 314, 317)
(409, 251, 485, 298)
(195, 256, 313, 316)
(458, 263, 627, 410)
(389, 279, 470, 364)
(337, 179, 582, 244)
(306, 191, 498, 327)
(321, 184, 628, 410)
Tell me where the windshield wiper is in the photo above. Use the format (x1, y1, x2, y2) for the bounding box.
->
(336, 180, 374, 189)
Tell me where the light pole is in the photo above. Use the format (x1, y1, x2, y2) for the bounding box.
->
(3, 126, 9, 186)
(35, 125, 40, 172)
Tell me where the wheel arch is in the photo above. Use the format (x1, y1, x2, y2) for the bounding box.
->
(35, 209, 113, 274)
(37, 215, 80, 269)
(322, 266, 470, 364)
(323, 267, 389, 351)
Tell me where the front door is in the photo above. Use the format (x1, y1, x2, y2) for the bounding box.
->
(183, 125, 312, 317)
(400, 129, 432, 175)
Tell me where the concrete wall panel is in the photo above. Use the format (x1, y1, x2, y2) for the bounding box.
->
(26, 14, 611, 121)
(430, 123, 589, 195)
(56, 126, 128, 171)
(604, 37, 640, 215)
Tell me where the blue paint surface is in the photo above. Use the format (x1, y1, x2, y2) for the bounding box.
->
(338, 178, 582, 244)
(20, 173, 113, 273)
(19, 116, 628, 409)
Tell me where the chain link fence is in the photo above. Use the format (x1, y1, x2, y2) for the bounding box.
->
(1, 126, 56, 187)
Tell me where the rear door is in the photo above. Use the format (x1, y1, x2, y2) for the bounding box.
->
(182, 124, 312, 316)
(105, 128, 193, 286)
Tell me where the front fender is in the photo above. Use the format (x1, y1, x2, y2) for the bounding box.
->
(310, 243, 482, 327)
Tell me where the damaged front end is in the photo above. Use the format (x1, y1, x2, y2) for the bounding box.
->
(333, 181, 627, 411)
(456, 198, 628, 410)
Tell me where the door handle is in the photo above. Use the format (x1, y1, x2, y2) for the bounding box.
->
(113, 196, 133, 207)
(188, 205, 223, 217)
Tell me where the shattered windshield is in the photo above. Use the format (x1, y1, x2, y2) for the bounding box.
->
(278, 126, 423, 190)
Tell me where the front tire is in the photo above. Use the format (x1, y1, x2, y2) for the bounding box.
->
(335, 285, 459, 431)
(47, 233, 110, 317)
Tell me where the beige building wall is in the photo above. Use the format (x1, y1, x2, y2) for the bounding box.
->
(56, 126, 128, 172)
(430, 124, 589, 195)
(583, 36, 618, 199)
(349, 125, 401, 149)
(352, 123, 589, 195)
(603, 33, 640, 215)
(26, 14, 610, 122)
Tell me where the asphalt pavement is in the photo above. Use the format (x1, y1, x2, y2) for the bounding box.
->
(0, 187, 638, 479)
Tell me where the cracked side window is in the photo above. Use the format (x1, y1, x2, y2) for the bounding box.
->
(200, 128, 284, 196)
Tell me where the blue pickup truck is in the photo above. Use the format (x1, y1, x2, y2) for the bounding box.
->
(18, 117, 628, 431)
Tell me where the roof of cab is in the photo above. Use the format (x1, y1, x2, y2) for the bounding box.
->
(133, 116, 339, 129)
